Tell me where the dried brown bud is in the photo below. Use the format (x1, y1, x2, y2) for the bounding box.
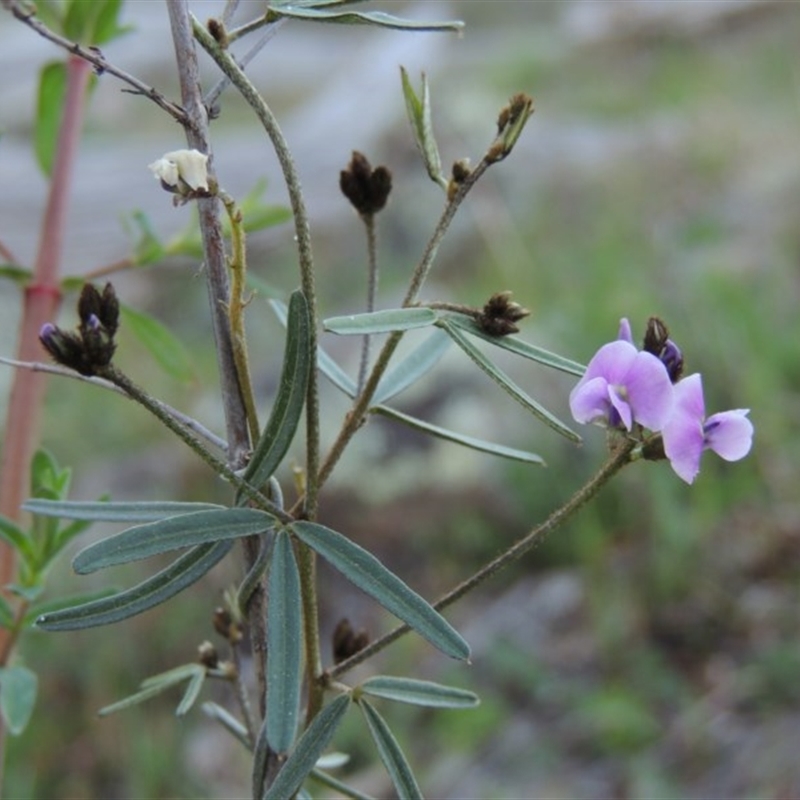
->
(478, 291, 531, 337)
(207, 18, 228, 47)
(198, 640, 219, 669)
(447, 158, 472, 202)
(643, 317, 669, 356)
(332, 618, 370, 665)
(339, 151, 392, 216)
(489, 93, 534, 163)
(212, 606, 243, 643)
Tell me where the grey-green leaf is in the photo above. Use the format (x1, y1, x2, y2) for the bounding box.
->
(36, 541, 232, 630)
(266, 5, 463, 34)
(358, 699, 423, 800)
(371, 406, 546, 466)
(22, 498, 225, 523)
(99, 663, 205, 716)
(400, 67, 445, 188)
(119, 303, 195, 383)
(439, 319, 581, 443)
(325, 308, 437, 336)
(0, 665, 38, 736)
(291, 522, 469, 661)
(266, 530, 303, 753)
(202, 701, 251, 748)
(360, 676, 479, 709)
(270, 298, 357, 398)
(264, 693, 351, 800)
(72, 508, 273, 574)
(372, 329, 451, 405)
(242, 290, 311, 494)
(444, 314, 585, 377)
(35, 62, 67, 178)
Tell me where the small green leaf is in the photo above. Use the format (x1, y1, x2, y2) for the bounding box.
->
(33, 1, 65, 33)
(0, 665, 38, 736)
(444, 314, 585, 377)
(175, 668, 206, 716)
(0, 264, 32, 286)
(99, 663, 205, 717)
(291, 521, 470, 661)
(202, 701, 251, 747)
(25, 587, 119, 626)
(64, 0, 96, 42)
(270, 298, 357, 398)
(35, 61, 67, 178)
(242, 291, 311, 495)
(265, 694, 351, 800)
(357, 699, 422, 800)
(35, 541, 233, 631)
(23, 498, 225, 523)
(119, 303, 195, 383)
(0, 597, 13, 629)
(72, 508, 273, 574)
(371, 406, 546, 466)
(439, 319, 581, 443)
(360, 676, 479, 709)
(324, 308, 437, 336)
(7, 584, 45, 603)
(89, 0, 131, 45)
(266, 5, 463, 34)
(237, 179, 292, 233)
(373, 329, 451, 405)
(266, 530, 303, 753)
(125, 210, 166, 266)
(400, 67, 445, 189)
(0, 516, 36, 567)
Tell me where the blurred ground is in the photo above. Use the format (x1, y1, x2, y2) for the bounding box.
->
(1, 1, 799, 798)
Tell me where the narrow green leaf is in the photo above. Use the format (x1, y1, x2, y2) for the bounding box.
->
(0, 666, 38, 736)
(99, 663, 205, 716)
(0, 597, 14, 629)
(89, 0, 132, 45)
(7, 584, 44, 603)
(265, 694, 351, 800)
(64, 0, 96, 42)
(23, 498, 225, 523)
(202, 701, 251, 748)
(237, 179, 292, 233)
(72, 508, 273, 574)
(125, 209, 166, 266)
(360, 676, 479, 709)
(33, 1, 65, 33)
(371, 406, 545, 466)
(242, 291, 310, 494)
(439, 320, 581, 443)
(266, 530, 303, 753)
(266, 5, 463, 34)
(325, 308, 437, 336)
(400, 67, 445, 188)
(270, 298, 357, 398)
(119, 303, 195, 383)
(309, 769, 376, 800)
(358, 699, 422, 800)
(35, 61, 67, 177)
(372, 329, 451, 405)
(291, 522, 470, 661)
(445, 314, 585, 377)
(26, 587, 118, 626)
(0, 264, 33, 286)
(35, 541, 232, 631)
(175, 668, 206, 716)
(0, 516, 36, 566)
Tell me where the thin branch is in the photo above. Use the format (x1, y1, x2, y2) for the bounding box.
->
(327, 439, 637, 679)
(356, 213, 378, 394)
(5, 0, 192, 129)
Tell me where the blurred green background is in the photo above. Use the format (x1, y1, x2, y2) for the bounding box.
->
(1, 1, 799, 797)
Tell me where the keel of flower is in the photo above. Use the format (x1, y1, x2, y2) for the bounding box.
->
(569, 339, 674, 432)
(661, 373, 753, 484)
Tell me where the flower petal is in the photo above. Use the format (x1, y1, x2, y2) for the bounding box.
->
(148, 157, 179, 187)
(607, 385, 633, 430)
(569, 376, 611, 425)
(582, 340, 639, 385)
(704, 409, 753, 461)
(624, 351, 673, 431)
(672, 373, 705, 420)
(662, 408, 705, 484)
(164, 149, 209, 191)
(617, 318, 633, 344)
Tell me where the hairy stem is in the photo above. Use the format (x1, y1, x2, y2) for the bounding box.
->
(356, 213, 378, 394)
(327, 440, 637, 679)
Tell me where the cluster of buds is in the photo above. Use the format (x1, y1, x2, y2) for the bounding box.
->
(339, 151, 392, 217)
(39, 283, 119, 376)
(332, 617, 369, 665)
(478, 291, 531, 337)
(487, 93, 534, 163)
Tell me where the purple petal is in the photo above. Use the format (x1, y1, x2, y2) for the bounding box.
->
(607, 385, 633, 430)
(662, 408, 705, 484)
(624, 351, 674, 430)
(582, 340, 639, 385)
(704, 409, 753, 461)
(672, 373, 705, 420)
(617, 318, 633, 344)
(569, 376, 612, 425)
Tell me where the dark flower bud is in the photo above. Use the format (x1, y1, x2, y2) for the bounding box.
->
(39, 324, 87, 372)
(660, 339, 684, 383)
(212, 607, 244, 644)
(332, 618, 370, 664)
(447, 158, 472, 202)
(643, 316, 669, 356)
(339, 151, 392, 216)
(99, 282, 120, 336)
(198, 640, 219, 669)
(478, 290, 531, 337)
(488, 93, 534, 163)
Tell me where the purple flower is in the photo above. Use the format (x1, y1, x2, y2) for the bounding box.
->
(661, 373, 753, 484)
(569, 336, 674, 432)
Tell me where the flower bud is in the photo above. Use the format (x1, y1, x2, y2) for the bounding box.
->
(198, 640, 219, 669)
(487, 93, 534, 163)
(478, 290, 531, 336)
(332, 618, 370, 664)
(339, 151, 392, 216)
(148, 149, 210, 201)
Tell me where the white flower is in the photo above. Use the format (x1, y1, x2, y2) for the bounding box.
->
(148, 149, 209, 192)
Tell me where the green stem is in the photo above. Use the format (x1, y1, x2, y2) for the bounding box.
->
(327, 439, 637, 679)
(221, 193, 260, 444)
